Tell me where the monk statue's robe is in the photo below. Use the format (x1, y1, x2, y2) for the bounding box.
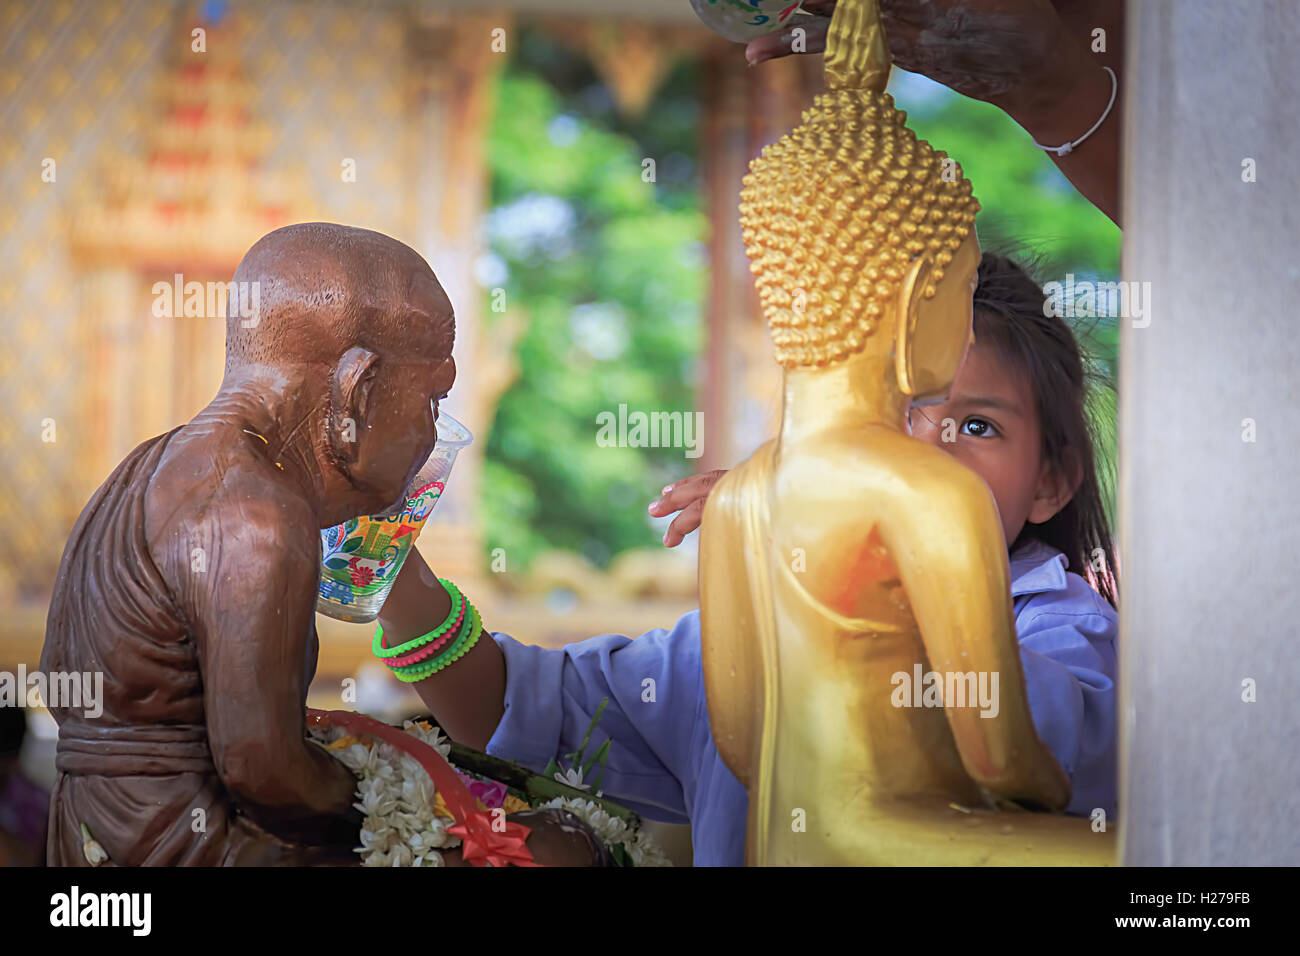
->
(41, 429, 354, 866)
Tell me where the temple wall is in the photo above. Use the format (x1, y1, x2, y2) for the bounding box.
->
(1120, 0, 1300, 864)
(0, 0, 175, 595)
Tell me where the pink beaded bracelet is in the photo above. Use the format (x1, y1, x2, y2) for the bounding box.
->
(382, 603, 467, 668)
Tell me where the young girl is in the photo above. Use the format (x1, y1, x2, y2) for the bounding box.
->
(377, 252, 1119, 866)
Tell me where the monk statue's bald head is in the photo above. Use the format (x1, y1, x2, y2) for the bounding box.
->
(222, 222, 458, 520)
(225, 222, 454, 372)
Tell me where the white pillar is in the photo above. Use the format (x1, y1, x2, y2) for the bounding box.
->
(1119, 0, 1300, 865)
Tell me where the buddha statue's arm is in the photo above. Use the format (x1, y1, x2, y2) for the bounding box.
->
(193, 499, 360, 843)
(698, 455, 769, 788)
(883, 458, 1070, 811)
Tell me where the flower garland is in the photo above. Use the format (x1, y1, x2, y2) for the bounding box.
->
(534, 796, 672, 868)
(308, 718, 462, 866)
(308, 715, 672, 867)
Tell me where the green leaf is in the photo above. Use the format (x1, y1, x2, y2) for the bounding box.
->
(580, 738, 610, 777)
(571, 697, 610, 773)
(323, 558, 350, 570)
(344, 518, 359, 534)
(584, 738, 612, 794)
(610, 843, 633, 867)
(341, 535, 364, 553)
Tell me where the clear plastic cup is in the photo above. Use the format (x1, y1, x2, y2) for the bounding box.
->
(316, 410, 473, 623)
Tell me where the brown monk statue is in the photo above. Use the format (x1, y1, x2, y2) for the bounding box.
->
(41, 222, 607, 866)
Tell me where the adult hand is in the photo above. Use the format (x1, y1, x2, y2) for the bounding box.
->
(749, 1, 1084, 112)
(648, 470, 729, 547)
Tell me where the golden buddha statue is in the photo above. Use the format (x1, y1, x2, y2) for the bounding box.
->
(699, 0, 1116, 866)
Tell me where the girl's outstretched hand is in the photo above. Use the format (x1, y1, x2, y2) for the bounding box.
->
(648, 470, 729, 547)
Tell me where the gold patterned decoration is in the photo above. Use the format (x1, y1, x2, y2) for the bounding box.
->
(68, 13, 312, 274)
(0, 0, 175, 601)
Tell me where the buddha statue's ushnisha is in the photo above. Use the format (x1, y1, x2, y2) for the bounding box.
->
(699, 0, 1115, 865)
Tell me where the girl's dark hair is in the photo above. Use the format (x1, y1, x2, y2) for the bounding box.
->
(972, 252, 1118, 607)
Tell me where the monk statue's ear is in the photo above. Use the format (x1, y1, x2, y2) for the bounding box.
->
(330, 346, 380, 464)
(894, 254, 934, 397)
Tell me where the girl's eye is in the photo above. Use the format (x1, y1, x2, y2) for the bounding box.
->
(960, 417, 998, 438)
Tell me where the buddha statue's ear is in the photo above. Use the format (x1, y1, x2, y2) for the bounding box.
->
(894, 254, 935, 396)
(329, 346, 380, 465)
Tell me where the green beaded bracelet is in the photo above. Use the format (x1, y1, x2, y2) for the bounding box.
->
(372, 578, 464, 659)
(391, 602, 480, 681)
(393, 604, 483, 683)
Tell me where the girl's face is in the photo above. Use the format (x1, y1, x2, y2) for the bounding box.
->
(907, 337, 1075, 546)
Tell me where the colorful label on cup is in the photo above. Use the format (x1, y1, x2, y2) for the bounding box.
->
(317, 481, 445, 606)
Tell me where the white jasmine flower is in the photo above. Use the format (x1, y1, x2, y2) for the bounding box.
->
(355, 787, 396, 818)
(314, 718, 473, 867)
(80, 823, 108, 866)
(553, 766, 592, 790)
(534, 796, 672, 867)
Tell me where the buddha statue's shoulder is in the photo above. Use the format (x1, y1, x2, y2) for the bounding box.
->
(772, 427, 938, 497)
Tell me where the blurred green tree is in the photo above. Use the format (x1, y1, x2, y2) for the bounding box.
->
(482, 28, 705, 571)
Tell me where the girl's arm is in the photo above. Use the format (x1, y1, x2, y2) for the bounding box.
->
(377, 547, 505, 750)
(486, 614, 701, 823)
(1014, 589, 1119, 817)
(380, 548, 702, 821)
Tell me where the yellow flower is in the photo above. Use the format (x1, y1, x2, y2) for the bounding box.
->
(502, 794, 531, 815)
(433, 791, 455, 821)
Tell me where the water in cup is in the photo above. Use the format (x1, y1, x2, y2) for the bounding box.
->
(316, 410, 473, 623)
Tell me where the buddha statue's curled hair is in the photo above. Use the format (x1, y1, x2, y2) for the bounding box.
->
(739, 89, 980, 369)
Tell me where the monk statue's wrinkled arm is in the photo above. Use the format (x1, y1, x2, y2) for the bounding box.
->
(885, 461, 1070, 810)
(195, 498, 359, 844)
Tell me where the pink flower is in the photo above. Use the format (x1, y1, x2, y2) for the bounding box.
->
(457, 771, 509, 810)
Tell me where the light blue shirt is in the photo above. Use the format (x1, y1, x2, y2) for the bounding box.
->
(486, 538, 1118, 866)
